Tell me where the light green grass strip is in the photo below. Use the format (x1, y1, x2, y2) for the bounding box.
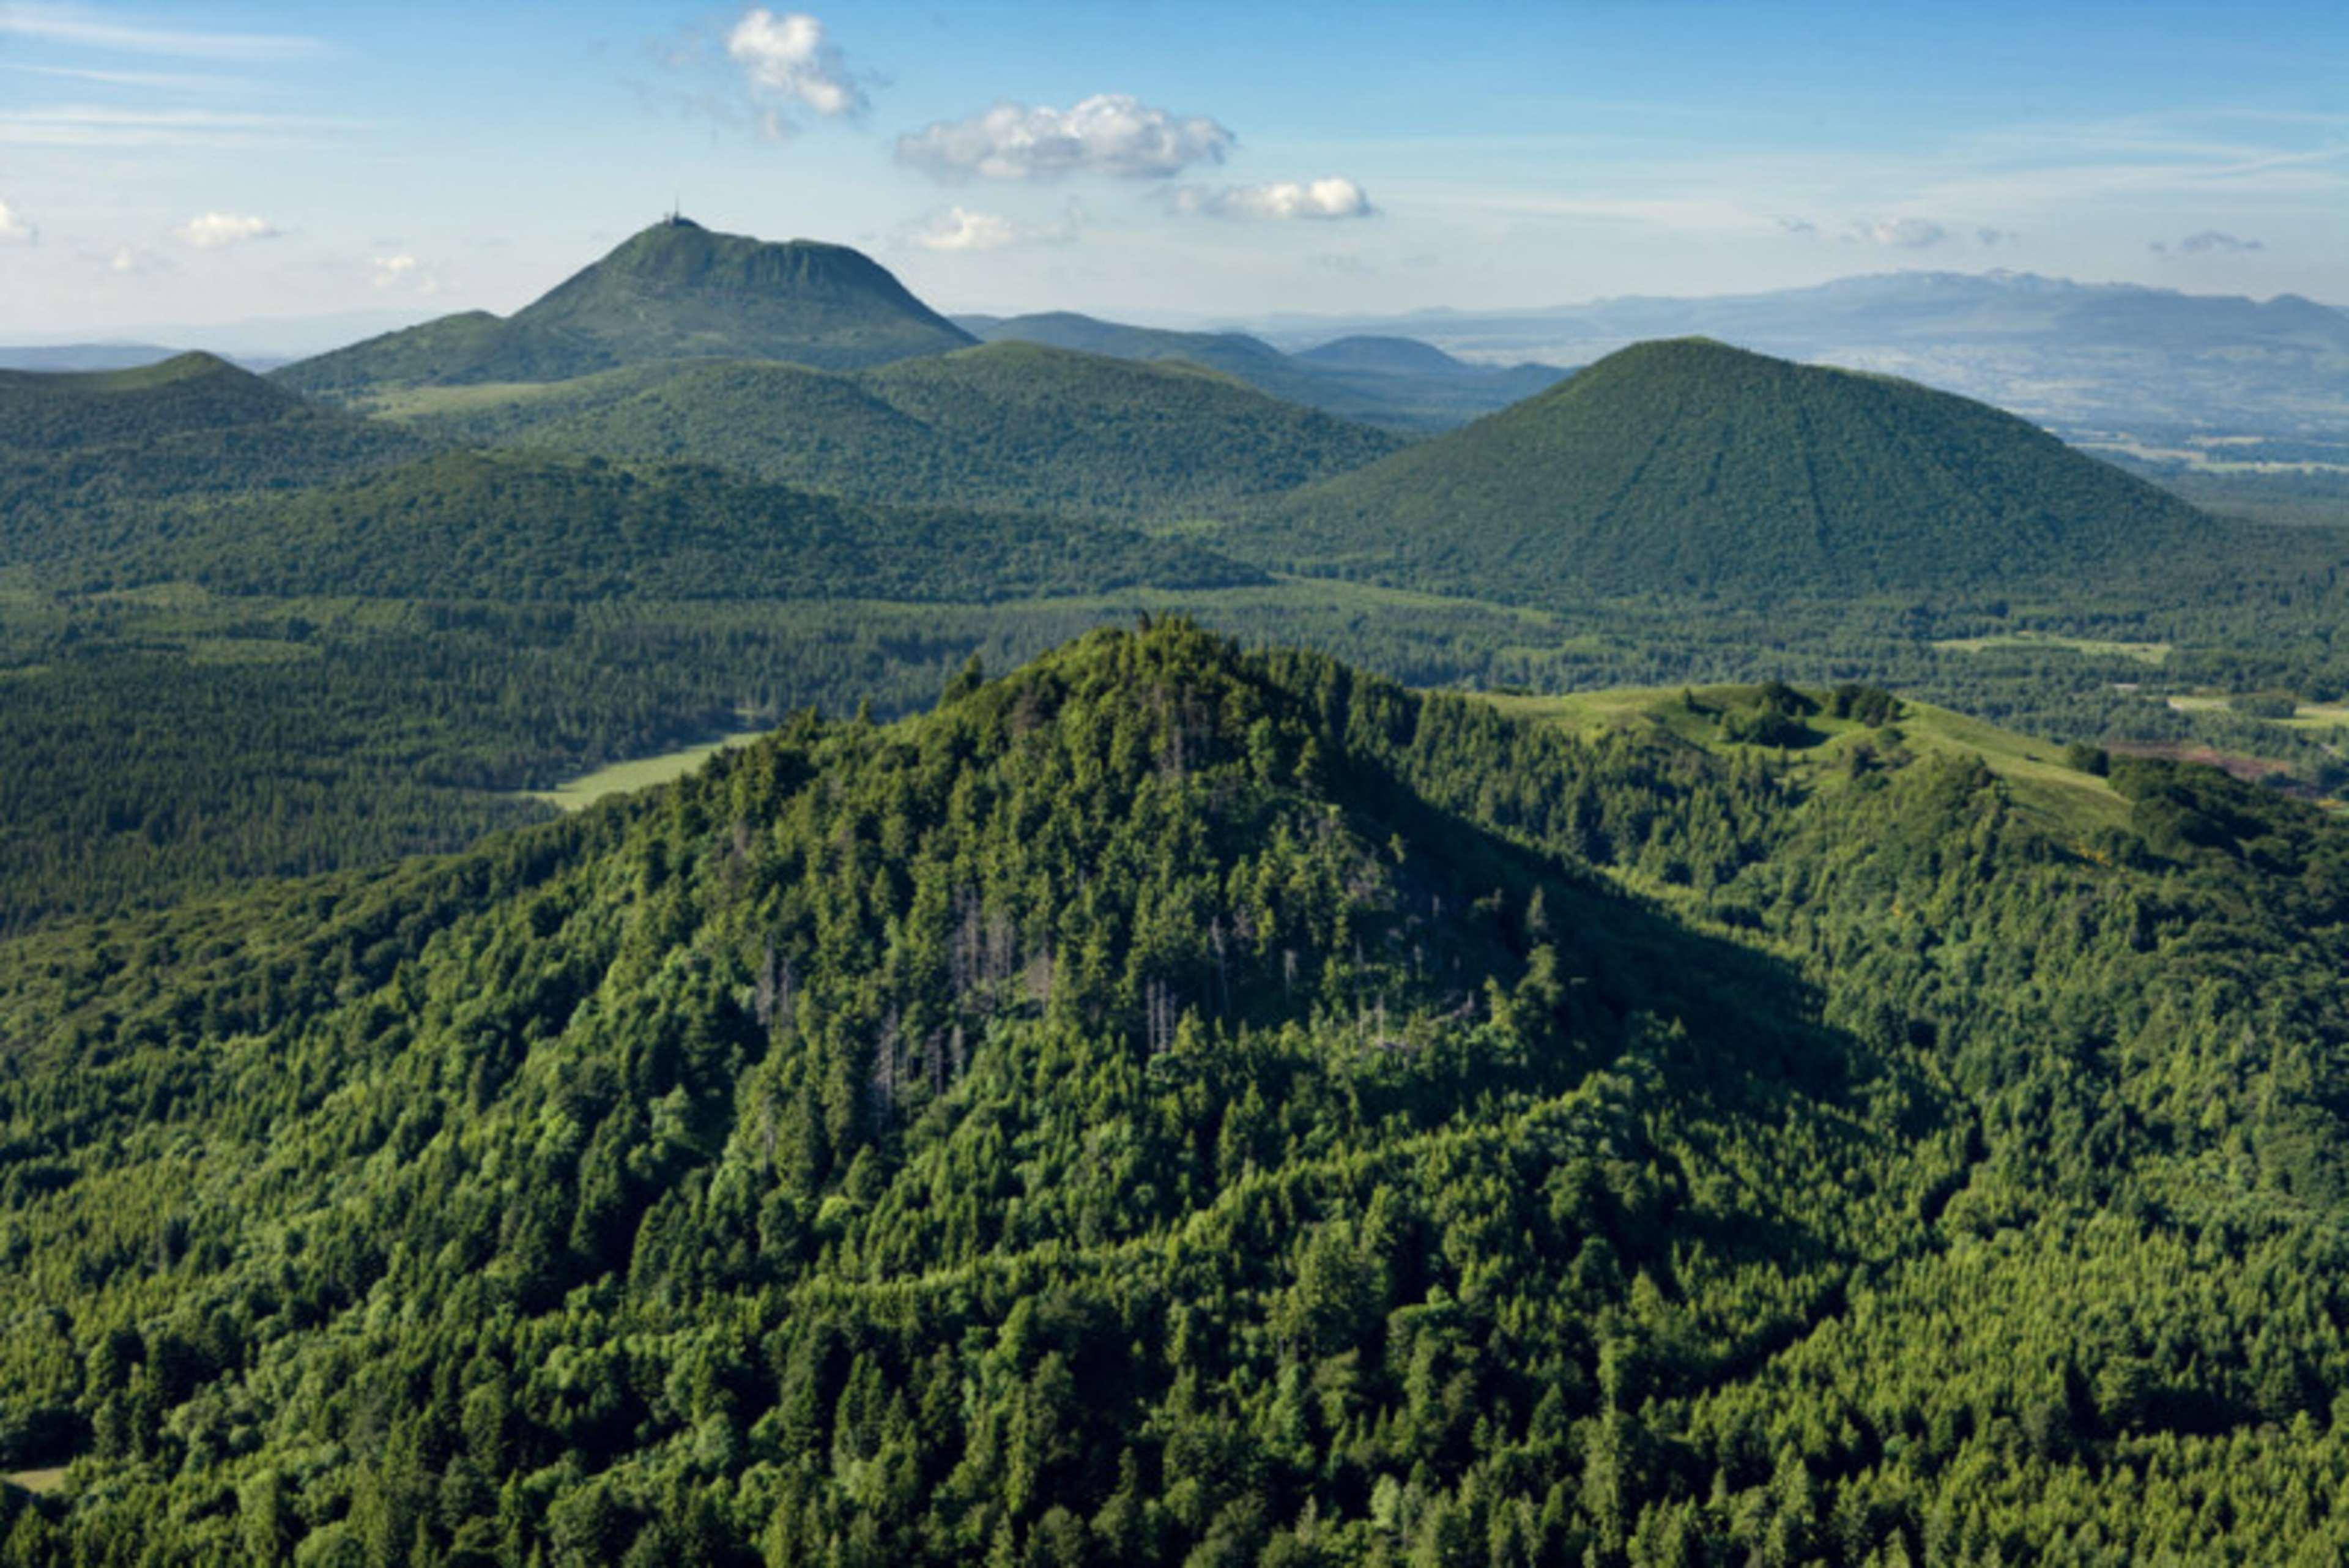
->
(522, 730, 769, 811)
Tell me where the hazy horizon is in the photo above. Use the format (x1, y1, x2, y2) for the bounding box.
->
(4, 0, 2343, 340)
(10, 251, 2343, 362)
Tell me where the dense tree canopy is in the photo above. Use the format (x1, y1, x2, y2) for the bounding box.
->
(10, 242, 2349, 1568)
(4, 622, 2348, 1564)
(1227, 338, 2291, 605)
(377, 344, 1402, 520)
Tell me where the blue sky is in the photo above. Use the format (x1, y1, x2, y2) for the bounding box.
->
(1, 0, 2343, 342)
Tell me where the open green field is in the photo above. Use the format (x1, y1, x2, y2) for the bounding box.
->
(2, 1469, 65, 1496)
(1933, 630, 2172, 664)
(2169, 694, 2349, 735)
(354, 380, 588, 420)
(2282, 707, 2349, 735)
(522, 729, 770, 811)
(1479, 682, 2129, 834)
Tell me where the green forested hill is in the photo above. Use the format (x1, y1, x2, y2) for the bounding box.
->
(263, 311, 598, 399)
(0, 354, 302, 447)
(273, 219, 976, 397)
(1235, 337, 2238, 603)
(859, 344, 1400, 507)
(4, 622, 2349, 1564)
(0, 354, 425, 560)
(54, 448, 1266, 603)
(376, 342, 1403, 518)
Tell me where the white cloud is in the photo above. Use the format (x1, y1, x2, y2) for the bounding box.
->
(370, 253, 439, 292)
(1976, 226, 2017, 247)
(176, 212, 280, 248)
(1171, 177, 1375, 221)
(0, 3, 325, 61)
(908, 207, 1020, 253)
(0, 198, 34, 243)
(905, 204, 1081, 253)
(1777, 217, 1819, 238)
(896, 94, 1234, 182)
(726, 9, 864, 123)
(1852, 217, 1949, 248)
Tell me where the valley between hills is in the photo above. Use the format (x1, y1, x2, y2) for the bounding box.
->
(5, 218, 2349, 1565)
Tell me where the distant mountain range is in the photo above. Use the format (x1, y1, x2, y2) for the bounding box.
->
(258, 221, 1559, 433)
(1244, 271, 2349, 439)
(27, 252, 2344, 446)
(953, 312, 1567, 431)
(9, 246, 2288, 615)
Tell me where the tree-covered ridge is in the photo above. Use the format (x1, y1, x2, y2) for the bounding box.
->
(4, 622, 2349, 1562)
(0, 354, 302, 447)
(379, 343, 1405, 519)
(273, 220, 976, 397)
(0, 354, 426, 559)
(45, 448, 1266, 603)
(1232, 337, 2244, 605)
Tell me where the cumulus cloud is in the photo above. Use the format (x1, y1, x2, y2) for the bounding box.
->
(1170, 177, 1375, 221)
(908, 207, 1020, 252)
(1776, 217, 1819, 238)
(371, 253, 439, 292)
(1852, 217, 1948, 248)
(904, 203, 1081, 253)
(0, 197, 33, 243)
(176, 211, 279, 248)
(896, 94, 1233, 182)
(2151, 229, 2265, 257)
(1975, 226, 2017, 247)
(725, 9, 864, 125)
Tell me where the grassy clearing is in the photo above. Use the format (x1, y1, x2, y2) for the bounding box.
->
(1479, 683, 2129, 835)
(523, 730, 770, 811)
(2169, 694, 2349, 735)
(1903, 701, 2132, 833)
(2282, 707, 2349, 735)
(3, 1468, 65, 1495)
(1933, 631, 2171, 664)
(1480, 685, 1693, 740)
(358, 381, 585, 420)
